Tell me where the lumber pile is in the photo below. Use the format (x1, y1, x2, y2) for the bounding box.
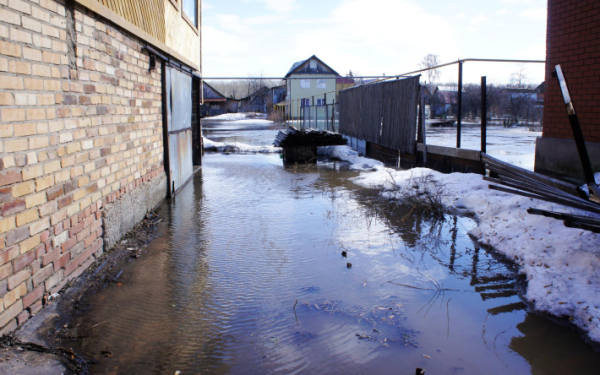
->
(274, 127, 347, 148)
(482, 153, 600, 232)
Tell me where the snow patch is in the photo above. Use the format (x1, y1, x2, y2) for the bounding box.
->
(329, 146, 600, 342)
(205, 113, 267, 121)
(318, 146, 384, 171)
(203, 137, 281, 154)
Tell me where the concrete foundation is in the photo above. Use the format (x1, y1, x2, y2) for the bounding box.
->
(102, 174, 167, 250)
(534, 137, 600, 183)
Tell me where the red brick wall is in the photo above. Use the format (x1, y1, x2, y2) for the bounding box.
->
(0, 0, 165, 334)
(543, 0, 600, 142)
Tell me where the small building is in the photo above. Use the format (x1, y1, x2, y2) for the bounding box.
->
(267, 85, 287, 114)
(284, 55, 341, 118)
(240, 87, 269, 113)
(431, 88, 457, 117)
(336, 77, 355, 99)
(201, 82, 227, 117)
(226, 98, 241, 113)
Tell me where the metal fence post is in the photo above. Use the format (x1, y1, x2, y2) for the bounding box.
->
(457, 61, 463, 149)
(481, 76, 487, 154)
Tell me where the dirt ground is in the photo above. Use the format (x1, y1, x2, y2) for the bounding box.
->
(0, 211, 164, 375)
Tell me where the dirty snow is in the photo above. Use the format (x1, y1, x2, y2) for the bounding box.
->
(318, 146, 384, 171)
(324, 146, 600, 342)
(203, 137, 281, 154)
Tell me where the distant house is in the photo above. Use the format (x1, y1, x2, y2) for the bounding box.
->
(336, 77, 355, 98)
(240, 87, 269, 113)
(201, 82, 227, 117)
(431, 87, 458, 117)
(226, 98, 241, 113)
(284, 55, 341, 118)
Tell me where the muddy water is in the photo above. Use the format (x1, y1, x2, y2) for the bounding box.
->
(64, 127, 600, 374)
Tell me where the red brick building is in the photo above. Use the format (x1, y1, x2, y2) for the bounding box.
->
(535, 0, 600, 179)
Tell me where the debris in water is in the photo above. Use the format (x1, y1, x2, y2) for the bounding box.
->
(423, 355, 430, 358)
(101, 350, 113, 357)
(347, 263, 352, 269)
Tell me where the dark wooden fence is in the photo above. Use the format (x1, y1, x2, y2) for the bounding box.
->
(339, 76, 420, 154)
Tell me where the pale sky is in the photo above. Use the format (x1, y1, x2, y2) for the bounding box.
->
(202, 0, 547, 85)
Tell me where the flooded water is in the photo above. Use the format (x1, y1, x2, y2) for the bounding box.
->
(425, 124, 541, 171)
(61, 122, 600, 375)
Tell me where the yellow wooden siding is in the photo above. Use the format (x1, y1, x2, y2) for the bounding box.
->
(97, 0, 166, 43)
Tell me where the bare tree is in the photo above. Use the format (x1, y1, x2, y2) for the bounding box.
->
(420, 54, 441, 94)
(510, 64, 529, 88)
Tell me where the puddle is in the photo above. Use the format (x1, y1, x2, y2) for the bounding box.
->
(55, 126, 600, 375)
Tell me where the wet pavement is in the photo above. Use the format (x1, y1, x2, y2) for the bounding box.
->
(48, 121, 600, 374)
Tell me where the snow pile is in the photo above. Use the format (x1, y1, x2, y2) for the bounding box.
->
(318, 146, 385, 171)
(205, 113, 267, 121)
(327, 146, 600, 342)
(203, 137, 281, 154)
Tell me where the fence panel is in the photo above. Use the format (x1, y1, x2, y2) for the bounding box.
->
(339, 76, 420, 153)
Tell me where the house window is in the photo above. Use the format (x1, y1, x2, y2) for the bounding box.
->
(316, 99, 325, 106)
(301, 79, 311, 89)
(317, 79, 326, 89)
(301, 99, 311, 107)
(182, 0, 198, 28)
(310, 60, 317, 70)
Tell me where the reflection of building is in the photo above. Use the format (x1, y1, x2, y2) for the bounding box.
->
(536, 0, 600, 180)
(0, 0, 202, 334)
(284, 55, 341, 118)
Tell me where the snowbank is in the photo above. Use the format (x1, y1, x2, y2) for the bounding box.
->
(203, 137, 281, 154)
(205, 113, 267, 121)
(318, 146, 384, 171)
(326, 146, 600, 342)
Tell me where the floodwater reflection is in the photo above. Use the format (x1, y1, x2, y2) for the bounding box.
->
(62, 152, 600, 375)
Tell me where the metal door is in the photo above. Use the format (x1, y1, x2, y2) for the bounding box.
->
(165, 66, 194, 196)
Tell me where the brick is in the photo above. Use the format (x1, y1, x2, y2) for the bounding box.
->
(7, 269, 30, 290)
(0, 217, 15, 234)
(51, 230, 68, 248)
(22, 17, 42, 33)
(0, 245, 19, 266)
(61, 236, 76, 252)
(19, 234, 40, 255)
(17, 310, 30, 325)
(11, 181, 34, 197)
(0, 299, 23, 328)
(32, 264, 52, 287)
(29, 217, 49, 235)
(0, 187, 8, 204)
(0, 8, 21, 25)
(0, 92, 13, 106)
(0, 170, 22, 187)
(14, 123, 36, 137)
(22, 165, 43, 181)
(36, 175, 54, 192)
(22, 285, 44, 309)
(1, 108, 25, 122)
(16, 208, 38, 227)
(8, 0, 31, 14)
(1, 199, 25, 216)
(13, 250, 35, 273)
(27, 109, 46, 121)
(53, 251, 69, 272)
(4, 226, 27, 248)
(0, 76, 23, 90)
(9, 29, 32, 44)
(0, 41, 21, 58)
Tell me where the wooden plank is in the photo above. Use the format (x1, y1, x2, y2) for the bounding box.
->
(527, 208, 600, 226)
(482, 153, 579, 195)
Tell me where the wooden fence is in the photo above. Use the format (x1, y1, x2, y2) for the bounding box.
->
(339, 76, 420, 154)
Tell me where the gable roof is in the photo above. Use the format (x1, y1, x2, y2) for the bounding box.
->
(203, 82, 227, 102)
(285, 55, 341, 78)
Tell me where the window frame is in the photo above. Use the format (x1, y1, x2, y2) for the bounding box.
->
(181, 0, 200, 35)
